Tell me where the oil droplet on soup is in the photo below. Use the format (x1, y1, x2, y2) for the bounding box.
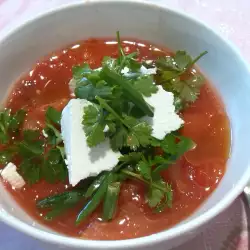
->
(3, 39, 230, 240)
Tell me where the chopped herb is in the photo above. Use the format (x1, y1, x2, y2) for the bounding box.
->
(42, 148, 68, 183)
(133, 75, 158, 97)
(102, 181, 121, 221)
(19, 159, 41, 185)
(44, 107, 62, 146)
(82, 104, 106, 147)
(156, 50, 207, 109)
(0, 109, 26, 144)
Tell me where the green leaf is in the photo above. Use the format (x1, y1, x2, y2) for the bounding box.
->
(18, 130, 44, 157)
(46, 107, 61, 125)
(0, 147, 17, 165)
(102, 181, 121, 221)
(156, 56, 179, 72)
(19, 159, 40, 185)
(134, 76, 158, 97)
(119, 152, 142, 163)
(129, 105, 145, 119)
(44, 123, 62, 146)
(0, 109, 26, 144)
(136, 161, 151, 181)
(82, 104, 106, 147)
(176, 136, 196, 157)
(102, 56, 117, 69)
(161, 134, 178, 155)
(110, 126, 128, 151)
(42, 148, 67, 183)
(146, 179, 173, 210)
(161, 71, 179, 81)
(56, 146, 65, 159)
(101, 66, 154, 117)
(146, 186, 164, 208)
(18, 140, 43, 157)
(72, 63, 92, 80)
(173, 96, 183, 113)
(75, 84, 112, 101)
(174, 51, 192, 71)
(8, 109, 26, 131)
(23, 129, 40, 141)
(126, 122, 152, 150)
(156, 51, 207, 107)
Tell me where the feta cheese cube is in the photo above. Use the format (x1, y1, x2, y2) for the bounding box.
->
(140, 65, 157, 75)
(143, 86, 184, 140)
(61, 99, 121, 186)
(1, 162, 25, 189)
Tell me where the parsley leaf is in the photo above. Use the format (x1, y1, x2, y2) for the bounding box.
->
(110, 125, 128, 151)
(18, 130, 44, 157)
(19, 159, 41, 185)
(133, 75, 158, 97)
(82, 104, 106, 147)
(136, 160, 152, 181)
(172, 75, 204, 103)
(42, 148, 67, 183)
(126, 121, 152, 150)
(156, 51, 207, 109)
(101, 66, 154, 117)
(75, 84, 113, 102)
(146, 179, 173, 211)
(46, 107, 61, 125)
(44, 107, 62, 146)
(0, 109, 26, 144)
(0, 147, 17, 165)
(119, 152, 142, 163)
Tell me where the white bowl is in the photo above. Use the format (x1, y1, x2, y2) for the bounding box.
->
(0, 1, 250, 249)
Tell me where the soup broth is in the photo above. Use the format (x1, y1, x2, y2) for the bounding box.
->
(2, 38, 230, 240)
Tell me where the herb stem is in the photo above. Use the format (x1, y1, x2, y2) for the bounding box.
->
(96, 96, 131, 128)
(116, 31, 125, 57)
(121, 169, 167, 193)
(188, 51, 208, 68)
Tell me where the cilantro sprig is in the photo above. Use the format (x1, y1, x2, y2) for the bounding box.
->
(155, 50, 207, 111)
(0, 109, 26, 144)
(0, 107, 67, 185)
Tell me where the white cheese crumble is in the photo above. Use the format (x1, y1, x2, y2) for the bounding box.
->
(140, 65, 157, 75)
(143, 86, 184, 140)
(61, 99, 121, 186)
(1, 162, 25, 189)
(121, 66, 157, 76)
(68, 78, 76, 97)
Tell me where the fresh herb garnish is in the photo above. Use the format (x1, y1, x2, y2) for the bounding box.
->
(0, 109, 26, 144)
(2, 32, 205, 225)
(155, 50, 207, 110)
(43, 107, 62, 146)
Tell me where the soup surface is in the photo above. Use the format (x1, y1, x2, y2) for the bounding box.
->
(3, 39, 230, 240)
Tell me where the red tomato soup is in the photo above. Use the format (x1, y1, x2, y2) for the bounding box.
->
(3, 39, 230, 240)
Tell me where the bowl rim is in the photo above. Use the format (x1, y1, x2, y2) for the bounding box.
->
(1, 0, 250, 248)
